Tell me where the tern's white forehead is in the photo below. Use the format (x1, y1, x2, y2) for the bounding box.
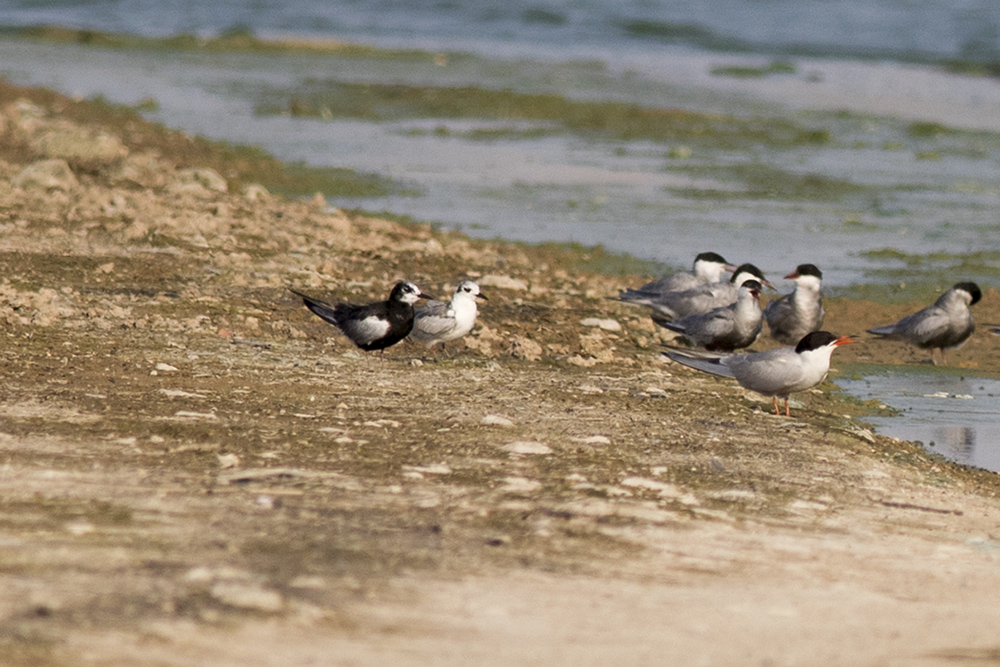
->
(455, 280, 481, 297)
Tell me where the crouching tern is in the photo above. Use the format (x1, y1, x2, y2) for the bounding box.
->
(619, 251, 734, 298)
(291, 281, 429, 353)
(664, 331, 855, 417)
(410, 280, 486, 350)
(622, 263, 774, 324)
(867, 282, 981, 366)
(659, 280, 763, 351)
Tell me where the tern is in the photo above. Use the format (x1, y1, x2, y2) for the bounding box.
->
(619, 251, 734, 298)
(765, 263, 825, 345)
(664, 331, 855, 417)
(867, 282, 981, 365)
(627, 263, 774, 324)
(410, 280, 486, 350)
(659, 280, 763, 351)
(291, 281, 429, 353)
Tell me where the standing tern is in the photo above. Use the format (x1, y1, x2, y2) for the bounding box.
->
(291, 281, 429, 353)
(867, 282, 981, 365)
(664, 331, 855, 417)
(660, 279, 763, 351)
(410, 280, 486, 350)
(764, 263, 825, 345)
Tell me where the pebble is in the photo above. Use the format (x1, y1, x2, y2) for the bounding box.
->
(570, 435, 611, 446)
(402, 463, 452, 475)
(479, 274, 528, 290)
(217, 453, 241, 469)
(579, 317, 622, 332)
(501, 476, 542, 493)
(13, 158, 78, 191)
(209, 581, 283, 613)
(481, 414, 515, 427)
(501, 441, 552, 455)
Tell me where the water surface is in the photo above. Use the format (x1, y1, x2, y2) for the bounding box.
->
(837, 368, 1000, 472)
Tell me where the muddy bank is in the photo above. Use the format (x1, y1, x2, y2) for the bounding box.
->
(2, 78, 1000, 666)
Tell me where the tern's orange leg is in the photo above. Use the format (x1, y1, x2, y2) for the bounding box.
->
(772, 397, 780, 415)
(784, 398, 791, 417)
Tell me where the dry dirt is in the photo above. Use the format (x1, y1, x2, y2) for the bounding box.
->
(2, 80, 1000, 667)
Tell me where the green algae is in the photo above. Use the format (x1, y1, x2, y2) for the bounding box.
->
(13, 24, 445, 62)
(255, 81, 832, 149)
(667, 162, 867, 201)
(710, 60, 797, 78)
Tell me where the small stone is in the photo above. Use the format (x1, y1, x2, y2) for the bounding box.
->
(501, 476, 542, 493)
(509, 335, 543, 361)
(209, 582, 283, 612)
(571, 435, 611, 446)
(481, 414, 514, 427)
(169, 167, 228, 195)
(65, 521, 95, 536)
(12, 159, 78, 191)
(501, 441, 552, 455)
(403, 463, 452, 475)
(580, 317, 622, 332)
(217, 453, 241, 469)
(479, 274, 528, 291)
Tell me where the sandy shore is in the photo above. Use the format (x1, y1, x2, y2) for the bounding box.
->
(2, 78, 1000, 666)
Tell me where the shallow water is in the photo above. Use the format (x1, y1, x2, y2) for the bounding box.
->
(836, 368, 1000, 472)
(2, 36, 1000, 290)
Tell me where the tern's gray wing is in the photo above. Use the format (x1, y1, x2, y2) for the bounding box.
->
(412, 300, 458, 338)
(682, 309, 737, 341)
(663, 350, 737, 379)
(765, 293, 822, 344)
(869, 305, 945, 343)
(655, 282, 737, 318)
(636, 271, 699, 294)
(729, 348, 804, 396)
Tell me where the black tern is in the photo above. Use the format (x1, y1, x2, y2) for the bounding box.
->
(291, 281, 429, 353)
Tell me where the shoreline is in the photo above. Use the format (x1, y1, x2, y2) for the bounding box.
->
(3, 77, 1000, 665)
(5, 28, 1000, 293)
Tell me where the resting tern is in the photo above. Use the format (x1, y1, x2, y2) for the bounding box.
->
(291, 281, 429, 352)
(867, 282, 981, 365)
(620, 251, 734, 298)
(410, 280, 486, 349)
(764, 263, 825, 345)
(629, 263, 774, 324)
(664, 331, 855, 417)
(660, 280, 763, 351)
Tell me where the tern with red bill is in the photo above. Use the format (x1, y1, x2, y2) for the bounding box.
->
(664, 331, 855, 417)
(765, 263, 825, 345)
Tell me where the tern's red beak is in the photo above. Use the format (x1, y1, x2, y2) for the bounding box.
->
(833, 335, 855, 346)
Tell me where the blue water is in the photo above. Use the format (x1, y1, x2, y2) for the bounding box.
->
(4, 0, 1000, 68)
(837, 370, 1000, 473)
(1, 1, 999, 286)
